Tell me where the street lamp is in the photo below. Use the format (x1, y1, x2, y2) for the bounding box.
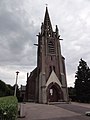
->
(14, 71, 19, 96)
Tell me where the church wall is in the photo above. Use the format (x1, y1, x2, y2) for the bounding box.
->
(26, 68, 37, 101)
(26, 7, 68, 103)
(45, 55, 61, 82)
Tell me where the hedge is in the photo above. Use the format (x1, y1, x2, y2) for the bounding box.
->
(0, 96, 18, 120)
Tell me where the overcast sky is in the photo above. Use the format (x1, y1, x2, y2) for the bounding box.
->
(0, 0, 90, 87)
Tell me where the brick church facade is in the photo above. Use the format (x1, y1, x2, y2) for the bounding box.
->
(26, 7, 68, 103)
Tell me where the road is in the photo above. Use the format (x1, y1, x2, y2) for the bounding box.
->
(18, 102, 90, 120)
(55, 103, 90, 115)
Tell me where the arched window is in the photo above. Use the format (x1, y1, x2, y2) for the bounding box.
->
(49, 66, 52, 75)
(53, 66, 55, 72)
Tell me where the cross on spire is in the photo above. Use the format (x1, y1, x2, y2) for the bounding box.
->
(45, 4, 48, 7)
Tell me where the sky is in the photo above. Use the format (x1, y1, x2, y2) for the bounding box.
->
(0, 0, 90, 87)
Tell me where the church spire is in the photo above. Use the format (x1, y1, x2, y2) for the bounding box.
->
(43, 7, 53, 36)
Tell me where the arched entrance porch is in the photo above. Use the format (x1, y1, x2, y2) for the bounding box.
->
(47, 82, 63, 102)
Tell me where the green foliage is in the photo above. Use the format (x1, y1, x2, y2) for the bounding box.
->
(0, 96, 18, 120)
(0, 80, 21, 102)
(75, 58, 90, 102)
(0, 80, 14, 97)
(68, 87, 76, 101)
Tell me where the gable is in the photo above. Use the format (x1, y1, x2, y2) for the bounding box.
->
(46, 70, 62, 88)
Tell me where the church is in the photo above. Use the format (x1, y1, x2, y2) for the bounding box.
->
(26, 7, 68, 104)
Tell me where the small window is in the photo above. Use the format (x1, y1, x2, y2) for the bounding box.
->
(51, 56, 52, 60)
(53, 66, 55, 72)
(49, 66, 52, 74)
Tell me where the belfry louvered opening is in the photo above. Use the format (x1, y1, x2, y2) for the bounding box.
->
(48, 41, 55, 54)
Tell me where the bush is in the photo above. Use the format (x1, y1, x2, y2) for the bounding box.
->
(0, 96, 18, 120)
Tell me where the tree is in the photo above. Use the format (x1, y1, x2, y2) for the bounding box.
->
(0, 80, 22, 101)
(68, 87, 76, 101)
(75, 58, 90, 102)
(0, 80, 14, 97)
(0, 80, 7, 96)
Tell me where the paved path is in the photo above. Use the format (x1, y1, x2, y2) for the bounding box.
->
(72, 102, 90, 108)
(18, 102, 90, 120)
(55, 102, 90, 115)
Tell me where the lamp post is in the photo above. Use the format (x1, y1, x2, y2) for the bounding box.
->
(14, 71, 19, 96)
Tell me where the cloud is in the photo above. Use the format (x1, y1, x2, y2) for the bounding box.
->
(0, 0, 38, 67)
(0, 0, 90, 87)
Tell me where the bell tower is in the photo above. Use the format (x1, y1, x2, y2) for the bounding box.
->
(35, 7, 68, 103)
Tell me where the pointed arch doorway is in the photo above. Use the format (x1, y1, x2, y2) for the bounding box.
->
(47, 82, 63, 102)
